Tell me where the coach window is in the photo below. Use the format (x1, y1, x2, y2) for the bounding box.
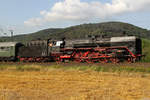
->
(0, 47, 10, 51)
(5, 47, 10, 51)
(0, 47, 4, 51)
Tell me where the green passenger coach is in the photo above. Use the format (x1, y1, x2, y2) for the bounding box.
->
(0, 42, 19, 61)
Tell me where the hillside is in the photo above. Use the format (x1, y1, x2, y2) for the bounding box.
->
(0, 21, 150, 42)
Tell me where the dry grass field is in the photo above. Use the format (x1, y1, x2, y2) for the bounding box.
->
(0, 63, 150, 100)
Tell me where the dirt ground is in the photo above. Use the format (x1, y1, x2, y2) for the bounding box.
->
(0, 70, 150, 100)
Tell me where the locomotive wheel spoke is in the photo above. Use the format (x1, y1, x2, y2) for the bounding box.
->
(86, 54, 93, 63)
(86, 59, 94, 63)
(85, 52, 98, 63)
(74, 58, 82, 63)
(73, 52, 82, 63)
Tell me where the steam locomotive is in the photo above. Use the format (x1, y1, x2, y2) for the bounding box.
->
(0, 35, 142, 63)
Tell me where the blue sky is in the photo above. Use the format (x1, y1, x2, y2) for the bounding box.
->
(0, 0, 150, 36)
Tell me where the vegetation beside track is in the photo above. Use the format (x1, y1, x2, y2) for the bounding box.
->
(142, 39, 150, 62)
(1, 62, 150, 74)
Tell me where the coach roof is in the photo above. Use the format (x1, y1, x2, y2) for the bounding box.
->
(0, 42, 18, 47)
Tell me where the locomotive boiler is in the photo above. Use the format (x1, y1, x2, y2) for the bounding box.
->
(49, 36, 142, 63)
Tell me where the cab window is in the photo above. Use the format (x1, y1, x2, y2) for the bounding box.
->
(56, 41, 63, 46)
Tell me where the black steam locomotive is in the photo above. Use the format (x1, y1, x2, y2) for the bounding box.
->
(0, 36, 142, 63)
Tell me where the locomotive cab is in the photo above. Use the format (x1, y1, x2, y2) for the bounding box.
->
(49, 40, 64, 53)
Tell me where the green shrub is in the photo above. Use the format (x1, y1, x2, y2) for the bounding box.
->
(141, 39, 150, 62)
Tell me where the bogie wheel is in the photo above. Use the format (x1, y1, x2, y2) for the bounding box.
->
(55, 57, 62, 63)
(127, 57, 136, 63)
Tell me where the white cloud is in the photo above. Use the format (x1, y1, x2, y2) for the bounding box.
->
(24, 18, 43, 27)
(24, 0, 150, 26)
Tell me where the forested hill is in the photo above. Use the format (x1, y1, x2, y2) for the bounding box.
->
(1, 22, 150, 42)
